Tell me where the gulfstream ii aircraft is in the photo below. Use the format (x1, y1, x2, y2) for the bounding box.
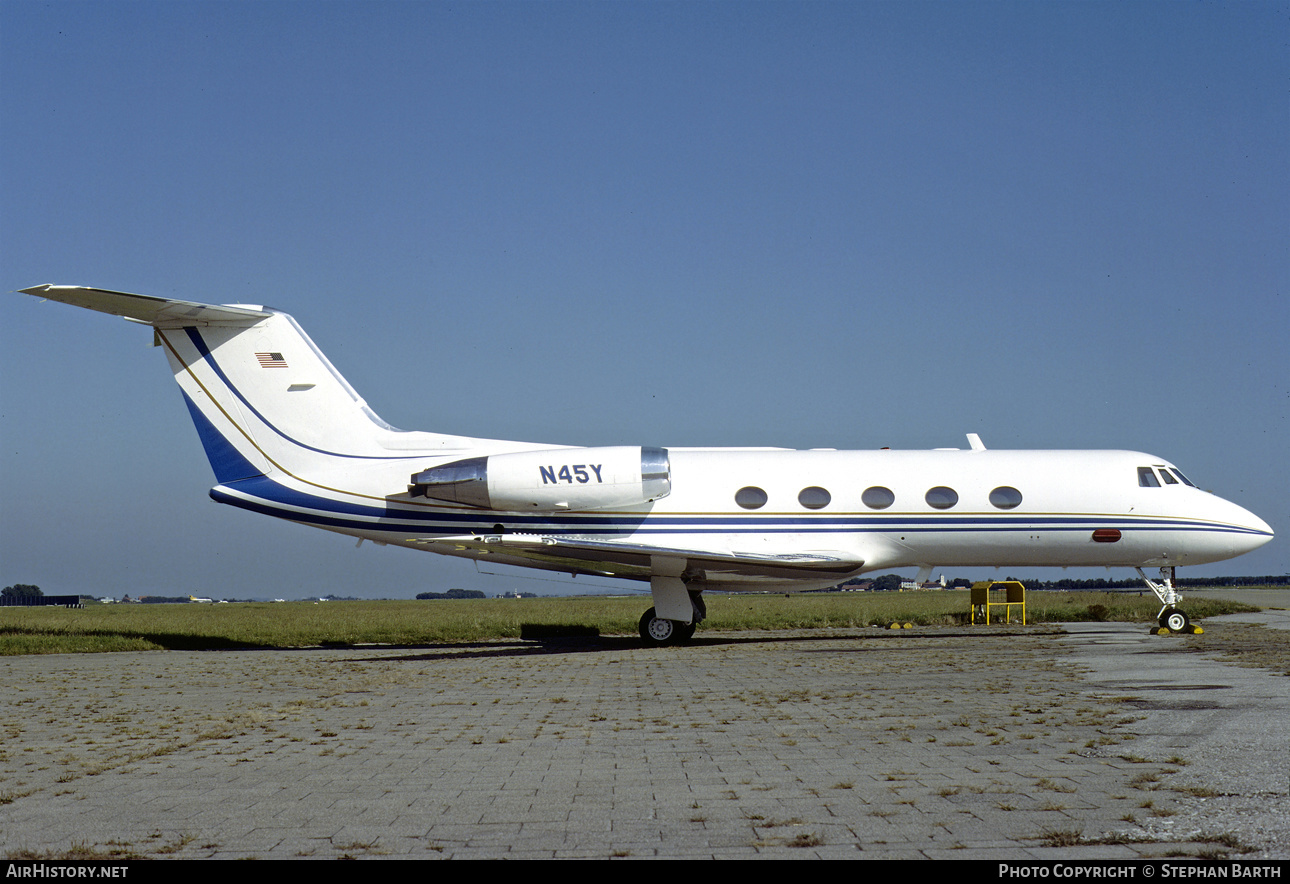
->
(20, 285, 1274, 644)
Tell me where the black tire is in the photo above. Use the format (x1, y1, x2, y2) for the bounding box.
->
(1159, 608, 1190, 633)
(639, 607, 691, 646)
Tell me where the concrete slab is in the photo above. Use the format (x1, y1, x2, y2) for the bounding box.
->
(1, 616, 1286, 859)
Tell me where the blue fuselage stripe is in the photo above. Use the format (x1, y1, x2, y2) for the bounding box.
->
(210, 476, 1266, 540)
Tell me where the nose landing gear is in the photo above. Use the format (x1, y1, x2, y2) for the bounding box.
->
(1137, 566, 1197, 634)
(1158, 607, 1190, 633)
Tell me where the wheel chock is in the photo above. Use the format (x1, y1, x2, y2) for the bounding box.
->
(1149, 624, 1204, 636)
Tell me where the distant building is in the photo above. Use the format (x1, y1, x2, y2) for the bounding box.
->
(901, 575, 948, 591)
(0, 595, 83, 608)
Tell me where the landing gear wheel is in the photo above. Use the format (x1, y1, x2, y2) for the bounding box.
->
(638, 607, 691, 646)
(1160, 608, 1190, 633)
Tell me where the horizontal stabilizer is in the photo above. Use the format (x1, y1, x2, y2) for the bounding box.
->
(20, 285, 270, 327)
(423, 534, 863, 582)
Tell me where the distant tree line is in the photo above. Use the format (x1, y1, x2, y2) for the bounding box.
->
(417, 588, 486, 600)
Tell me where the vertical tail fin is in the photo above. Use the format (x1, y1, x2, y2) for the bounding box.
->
(160, 311, 407, 479)
(19, 286, 466, 486)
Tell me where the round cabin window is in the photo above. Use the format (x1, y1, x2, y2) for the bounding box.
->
(862, 486, 895, 509)
(989, 486, 1023, 509)
(798, 486, 831, 509)
(925, 486, 958, 509)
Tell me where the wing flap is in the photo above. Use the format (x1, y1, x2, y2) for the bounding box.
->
(20, 285, 271, 327)
(419, 534, 864, 582)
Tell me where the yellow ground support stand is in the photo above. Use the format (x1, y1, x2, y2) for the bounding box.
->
(970, 581, 1027, 625)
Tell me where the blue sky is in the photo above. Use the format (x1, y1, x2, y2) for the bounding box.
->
(2, 1, 1286, 600)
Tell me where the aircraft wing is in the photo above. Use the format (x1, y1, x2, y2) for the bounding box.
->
(19, 285, 270, 327)
(421, 534, 864, 582)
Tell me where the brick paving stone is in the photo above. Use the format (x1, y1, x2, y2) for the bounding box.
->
(2, 615, 1287, 859)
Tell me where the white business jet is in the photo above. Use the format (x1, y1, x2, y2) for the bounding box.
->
(19, 285, 1274, 644)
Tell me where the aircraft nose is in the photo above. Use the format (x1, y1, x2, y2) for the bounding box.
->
(1229, 503, 1274, 555)
(1183, 494, 1276, 565)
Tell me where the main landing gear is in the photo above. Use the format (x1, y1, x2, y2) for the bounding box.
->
(638, 593, 706, 646)
(1136, 566, 1193, 633)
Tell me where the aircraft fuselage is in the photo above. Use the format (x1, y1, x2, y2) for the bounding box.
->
(212, 444, 1272, 591)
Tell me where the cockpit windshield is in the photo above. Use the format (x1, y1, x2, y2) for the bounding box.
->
(1138, 465, 1196, 487)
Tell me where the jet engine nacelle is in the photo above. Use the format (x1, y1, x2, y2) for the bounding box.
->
(411, 446, 671, 512)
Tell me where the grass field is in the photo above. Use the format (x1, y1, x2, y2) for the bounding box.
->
(0, 589, 1267, 655)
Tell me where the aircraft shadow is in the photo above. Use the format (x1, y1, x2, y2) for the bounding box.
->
(343, 625, 1055, 664)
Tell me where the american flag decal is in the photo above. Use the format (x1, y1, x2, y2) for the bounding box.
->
(256, 352, 288, 368)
